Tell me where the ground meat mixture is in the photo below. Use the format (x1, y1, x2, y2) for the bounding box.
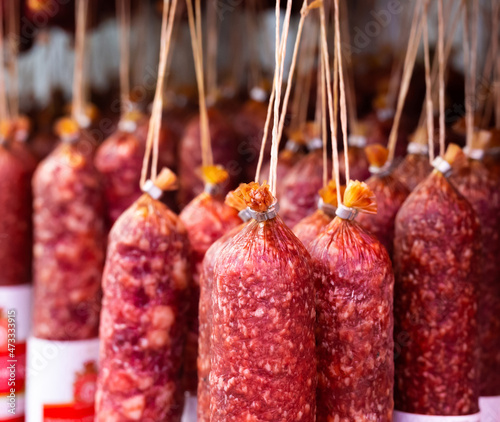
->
(451, 158, 500, 397)
(280, 149, 331, 228)
(197, 223, 247, 422)
(0, 145, 31, 286)
(96, 193, 190, 421)
(95, 129, 145, 225)
(293, 208, 334, 248)
(357, 172, 409, 258)
(179, 192, 241, 393)
(310, 217, 394, 422)
(394, 152, 433, 191)
(32, 141, 105, 340)
(210, 215, 316, 421)
(394, 170, 480, 415)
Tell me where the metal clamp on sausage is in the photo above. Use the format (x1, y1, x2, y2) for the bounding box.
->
(142, 179, 163, 200)
(246, 201, 280, 222)
(336, 203, 359, 221)
(204, 183, 222, 196)
(432, 156, 452, 177)
(118, 118, 137, 133)
(307, 137, 323, 151)
(463, 146, 485, 161)
(318, 197, 337, 217)
(407, 141, 429, 155)
(348, 134, 367, 148)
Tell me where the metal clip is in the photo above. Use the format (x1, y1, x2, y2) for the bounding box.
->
(348, 134, 367, 148)
(463, 146, 484, 161)
(335, 204, 359, 221)
(407, 142, 429, 155)
(432, 156, 452, 177)
(318, 197, 337, 217)
(246, 201, 280, 222)
(142, 180, 162, 200)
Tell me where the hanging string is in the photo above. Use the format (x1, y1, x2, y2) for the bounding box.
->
(186, 0, 213, 168)
(116, 0, 131, 117)
(422, 0, 434, 162)
(387, 1, 423, 163)
(320, 1, 341, 205)
(334, 0, 350, 183)
(0, 8, 8, 123)
(6, 0, 19, 120)
(132, 0, 148, 95)
(385, 3, 413, 112)
(417, 0, 462, 131)
(72, 0, 89, 124)
(319, 32, 328, 189)
(269, 0, 293, 195)
(339, 0, 357, 130)
(246, 0, 261, 92)
(140, 0, 178, 187)
(206, 0, 218, 103)
(436, 0, 446, 157)
(255, 1, 317, 184)
(496, 0, 500, 128)
(297, 22, 317, 131)
(479, 0, 499, 128)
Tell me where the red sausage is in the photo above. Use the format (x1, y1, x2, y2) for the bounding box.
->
(96, 171, 190, 421)
(197, 222, 247, 422)
(32, 133, 105, 340)
(95, 119, 145, 225)
(394, 128, 433, 191)
(309, 181, 394, 421)
(179, 176, 241, 394)
(0, 144, 31, 286)
(178, 108, 240, 207)
(232, 99, 272, 181)
(280, 147, 331, 228)
(293, 181, 342, 248)
(451, 150, 500, 397)
(210, 183, 316, 421)
(356, 145, 409, 258)
(394, 149, 480, 415)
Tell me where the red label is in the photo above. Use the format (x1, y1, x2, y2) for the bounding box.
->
(0, 416, 24, 422)
(0, 343, 26, 394)
(43, 403, 94, 422)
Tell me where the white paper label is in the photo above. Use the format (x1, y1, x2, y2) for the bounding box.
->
(181, 394, 198, 422)
(26, 337, 99, 422)
(479, 396, 500, 422)
(0, 284, 32, 422)
(394, 410, 481, 422)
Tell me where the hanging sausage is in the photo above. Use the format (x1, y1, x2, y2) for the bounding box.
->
(355, 144, 409, 258)
(197, 190, 251, 422)
(394, 127, 433, 190)
(179, 166, 241, 394)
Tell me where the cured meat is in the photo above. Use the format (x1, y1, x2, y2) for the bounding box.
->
(451, 138, 500, 398)
(179, 166, 241, 394)
(338, 123, 372, 182)
(32, 118, 105, 340)
(210, 183, 316, 421)
(356, 144, 409, 257)
(394, 127, 433, 191)
(95, 112, 146, 225)
(394, 145, 480, 415)
(259, 137, 305, 199)
(197, 190, 251, 422)
(3, 116, 38, 175)
(233, 99, 272, 181)
(0, 143, 31, 286)
(280, 130, 331, 227)
(96, 169, 190, 422)
(292, 180, 343, 248)
(178, 108, 240, 207)
(309, 181, 394, 422)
